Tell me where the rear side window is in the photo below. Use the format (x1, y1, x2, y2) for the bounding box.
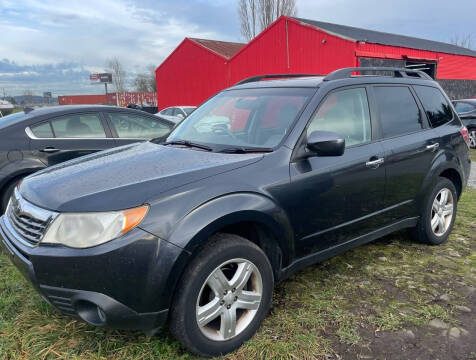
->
(106, 112, 172, 139)
(51, 114, 106, 138)
(31, 122, 53, 138)
(414, 85, 453, 127)
(307, 87, 371, 147)
(374, 86, 421, 138)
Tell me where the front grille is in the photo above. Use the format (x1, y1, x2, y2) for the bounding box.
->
(5, 188, 57, 247)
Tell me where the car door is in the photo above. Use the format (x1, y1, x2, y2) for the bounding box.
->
(370, 85, 440, 223)
(288, 86, 386, 256)
(103, 111, 174, 146)
(27, 112, 116, 167)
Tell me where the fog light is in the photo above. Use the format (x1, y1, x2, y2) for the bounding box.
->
(75, 300, 107, 326)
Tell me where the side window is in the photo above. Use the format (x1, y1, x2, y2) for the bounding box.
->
(162, 108, 172, 116)
(51, 113, 106, 138)
(307, 87, 371, 147)
(374, 86, 421, 138)
(30, 122, 54, 138)
(414, 85, 453, 127)
(454, 102, 475, 114)
(106, 112, 172, 139)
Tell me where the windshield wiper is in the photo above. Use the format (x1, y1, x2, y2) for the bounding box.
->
(218, 146, 274, 154)
(162, 140, 213, 151)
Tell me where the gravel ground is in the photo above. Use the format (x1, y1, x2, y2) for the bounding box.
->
(469, 162, 476, 189)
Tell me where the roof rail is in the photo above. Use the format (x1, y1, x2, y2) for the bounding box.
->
(235, 73, 321, 86)
(323, 67, 433, 81)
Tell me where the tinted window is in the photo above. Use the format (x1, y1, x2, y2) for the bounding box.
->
(454, 102, 475, 113)
(374, 86, 421, 138)
(51, 114, 106, 138)
(161, 108, 172, 116)
(414, 85, 453, 127)
(308, 88, 371, 147)
(31, 122, 53, 138)
(107, 112, 172, 139)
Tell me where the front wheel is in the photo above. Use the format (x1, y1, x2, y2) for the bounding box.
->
(169, 233, 274, 357)
(410, 177, 458, 245)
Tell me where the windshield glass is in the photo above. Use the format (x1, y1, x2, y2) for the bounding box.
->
(166, 88, 314, 150)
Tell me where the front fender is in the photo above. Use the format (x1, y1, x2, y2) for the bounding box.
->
(166, 192, 294, 264)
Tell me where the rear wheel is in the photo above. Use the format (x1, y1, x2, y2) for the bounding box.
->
(169, 233, 273, 357)
(410, 177, 458, 245)
(468, 128, 476, 149)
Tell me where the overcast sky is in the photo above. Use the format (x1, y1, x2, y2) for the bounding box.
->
(1, 0, 475, 96)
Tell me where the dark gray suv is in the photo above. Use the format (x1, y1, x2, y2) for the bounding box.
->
(0, 68, 471, 357)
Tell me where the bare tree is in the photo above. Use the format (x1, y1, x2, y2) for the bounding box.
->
(133, 66, 157, 92)
(450, 34, 475, 50)
(106, 57, 127, 94)
(238, 0, 297, 41)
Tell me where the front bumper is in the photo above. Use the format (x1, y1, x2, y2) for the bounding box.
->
(0, 215, 187, 333)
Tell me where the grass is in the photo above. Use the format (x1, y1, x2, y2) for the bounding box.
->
(469, 148, 476, 162)
(0, 187, 475, 359)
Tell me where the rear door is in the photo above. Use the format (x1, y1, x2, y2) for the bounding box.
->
(370, 85, 440, 223)
(103, 111, 174, 146)
(27, 112, 116, 167)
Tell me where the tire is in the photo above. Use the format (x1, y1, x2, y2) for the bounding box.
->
(410, 177, 458, 245)
(169, 233, 274, 357)
(468, 128, 476, 149)
(1, 179, 19, 214)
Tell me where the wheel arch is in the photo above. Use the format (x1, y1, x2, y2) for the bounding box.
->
(163, 193, 294, 302)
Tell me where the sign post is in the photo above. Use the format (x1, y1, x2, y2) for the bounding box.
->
(90, 73, 113, 104)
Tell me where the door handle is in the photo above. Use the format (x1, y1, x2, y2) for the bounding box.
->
(40, 147, 60, 153)
(365, 157, 384, 168)
(425, 143, 439, 152)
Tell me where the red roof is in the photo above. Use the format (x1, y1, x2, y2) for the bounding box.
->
(189, 38, 245, 59)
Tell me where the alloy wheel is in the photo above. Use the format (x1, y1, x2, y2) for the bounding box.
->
(469, 130, 476, 149)
(196, 258, 263, 341)
(430, 188, 454, 236)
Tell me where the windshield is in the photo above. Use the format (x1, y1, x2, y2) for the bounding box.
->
(183, 107, 196, 115)
(165, 88, 314, 150)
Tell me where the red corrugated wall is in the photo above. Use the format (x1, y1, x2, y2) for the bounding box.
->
(356, 43, 476, 80)
(155, 38, 228, 109)
(228, 17, 356, 84)
(58, 92, 157, 106)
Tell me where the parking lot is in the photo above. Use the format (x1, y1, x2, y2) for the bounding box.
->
(1, 150, 474, 360)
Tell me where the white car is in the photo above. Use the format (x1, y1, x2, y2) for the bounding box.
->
(156, 106, 196, 124)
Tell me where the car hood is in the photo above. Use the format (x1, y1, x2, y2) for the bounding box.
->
(20, 141, 263, 212)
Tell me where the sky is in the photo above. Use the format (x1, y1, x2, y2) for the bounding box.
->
(0, 0, 475, 97)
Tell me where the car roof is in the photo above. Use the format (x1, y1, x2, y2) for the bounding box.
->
(229, 74, 437, 91)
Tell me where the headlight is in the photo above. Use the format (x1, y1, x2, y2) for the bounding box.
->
(42, 206, 148, 248)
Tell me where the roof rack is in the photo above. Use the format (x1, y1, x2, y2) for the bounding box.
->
(235, 74, 321, 86)
(323, 67, 433, 81)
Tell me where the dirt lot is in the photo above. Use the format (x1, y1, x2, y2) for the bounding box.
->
(0, 154, 475, 360)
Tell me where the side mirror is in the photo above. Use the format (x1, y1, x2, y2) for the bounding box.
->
(176, 113, 184, 119)
(306, 130, 345, 156)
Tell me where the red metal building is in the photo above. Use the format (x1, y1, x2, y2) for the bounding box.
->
(155, 16, 476, 108)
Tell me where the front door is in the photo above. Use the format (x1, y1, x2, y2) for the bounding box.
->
(28, 112, 116, 167)
(288, 86, 386, 256)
